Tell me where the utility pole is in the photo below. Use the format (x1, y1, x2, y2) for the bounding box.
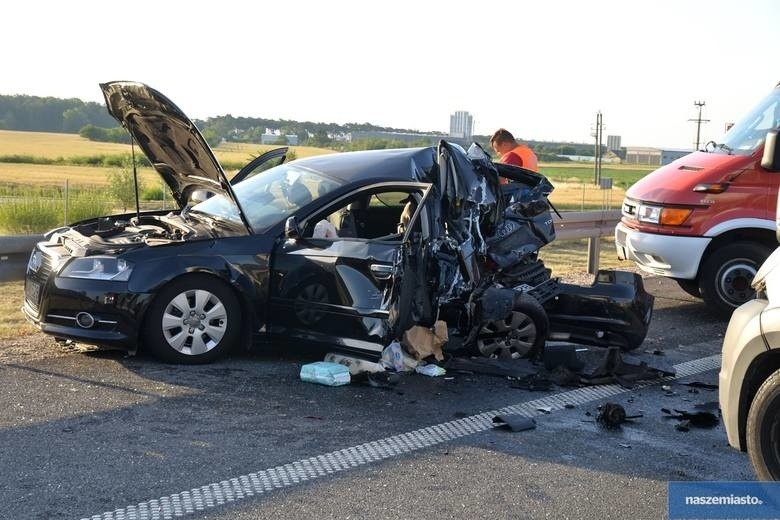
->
(688, 101, 710, 150)
(591, 112, 603, 185)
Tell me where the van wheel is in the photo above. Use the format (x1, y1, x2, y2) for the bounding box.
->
(143, 275, 240, 364)
(746, 368, 780, 480)
(475, 294, 549, 359)
(698, 242, 770, 318)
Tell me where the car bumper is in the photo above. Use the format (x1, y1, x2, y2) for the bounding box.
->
(23, 275, 153, 350)
(719, 298, 768, 450)
(614, 222, 709, 280)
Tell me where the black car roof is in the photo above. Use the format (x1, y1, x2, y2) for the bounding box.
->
(291, 147, 438, 184)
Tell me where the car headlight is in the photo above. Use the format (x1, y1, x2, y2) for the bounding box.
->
(59, 256, 134, 281)
(637, 204, 692, 226)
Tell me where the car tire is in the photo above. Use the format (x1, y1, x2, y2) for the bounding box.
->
(674, 278, 701, 298)
(475, 293, 549, 359)
(143, 275, 241, 364)
(698, 242, 771, 318)
(746, 368, 780, 480)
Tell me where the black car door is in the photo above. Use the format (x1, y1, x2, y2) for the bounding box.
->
(268, 182, 432, 356)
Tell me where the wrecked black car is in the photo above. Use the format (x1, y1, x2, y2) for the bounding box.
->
(22, 81, 653, 363)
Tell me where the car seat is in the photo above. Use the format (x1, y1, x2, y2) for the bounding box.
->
(286, 182, 312, 208)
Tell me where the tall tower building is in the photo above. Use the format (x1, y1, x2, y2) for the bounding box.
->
(607, 135, 622, 151)
(449, 111, 474, 140)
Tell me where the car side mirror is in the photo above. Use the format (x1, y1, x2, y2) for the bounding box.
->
(762, 128, 780, 171)
(284, 216, 301, 240)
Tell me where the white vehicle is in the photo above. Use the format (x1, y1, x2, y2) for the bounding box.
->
(720, 127, 780, 479)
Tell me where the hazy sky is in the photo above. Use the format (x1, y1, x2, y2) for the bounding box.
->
(3, 0, 778, 148)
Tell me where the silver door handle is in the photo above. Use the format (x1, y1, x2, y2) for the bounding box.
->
(370, 264, 393, 280)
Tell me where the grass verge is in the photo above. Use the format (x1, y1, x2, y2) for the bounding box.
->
(0, 281, 37, 339)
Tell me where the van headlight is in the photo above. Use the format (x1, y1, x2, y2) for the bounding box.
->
(59, 257, 134, 281)
(637, 204, 692, 226)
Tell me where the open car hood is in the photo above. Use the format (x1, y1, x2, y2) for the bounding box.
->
(100, 81, 252, 233)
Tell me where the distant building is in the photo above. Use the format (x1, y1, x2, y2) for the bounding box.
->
(607, 135, 621, 151)
(624, 146, 692, 166)
(449, 111, 474, 140)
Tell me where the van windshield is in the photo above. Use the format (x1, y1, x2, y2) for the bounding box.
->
(718, 89, 780, 155)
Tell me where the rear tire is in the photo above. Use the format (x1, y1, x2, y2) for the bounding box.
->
(746, 368, 780, 480)
(143, 275, 241, 364)
(475, 293, 549, 359)
(698, 242, 770, 318)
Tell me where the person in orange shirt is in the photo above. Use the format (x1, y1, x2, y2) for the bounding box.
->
(490, 128, 539, 172)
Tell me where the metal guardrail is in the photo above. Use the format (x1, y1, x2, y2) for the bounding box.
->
(553, 209, 621, 274)
(0, 210, 622, 281)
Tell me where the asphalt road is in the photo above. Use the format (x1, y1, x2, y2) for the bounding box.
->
(0, 275, 753, 520)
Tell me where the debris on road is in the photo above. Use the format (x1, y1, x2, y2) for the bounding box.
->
(492, 414, 537, 432)
(682, 381, 718, 390)
(300, 361, 351, 387)
(596, 402, 643, 428)
(381, 341, 419, 373)
(402, 321, 447, 362)
(444, 356, 537, 378)
(415, 364, 447, 377)
(543, 343, 585, 371)
(662, 407, 719, 428)
(324, 352, 385, 375)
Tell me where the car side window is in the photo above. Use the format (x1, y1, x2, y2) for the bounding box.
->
(304, 189, 422, 241)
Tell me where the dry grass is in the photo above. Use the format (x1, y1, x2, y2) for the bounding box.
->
(548, 181, 624, 210)
(0, 162, 159, 188)
(0, 281, 37, 339)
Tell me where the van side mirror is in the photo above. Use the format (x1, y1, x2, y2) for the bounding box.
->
(762, 128, 780, 171)
(284, 216, 301, 239)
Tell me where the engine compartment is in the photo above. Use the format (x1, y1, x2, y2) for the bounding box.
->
(56, 214, 197, 256)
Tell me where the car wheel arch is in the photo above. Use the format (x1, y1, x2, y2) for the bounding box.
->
(739, 349, 780, 451)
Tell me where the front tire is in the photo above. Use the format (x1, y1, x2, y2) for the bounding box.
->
(746, 368, 780, 480)
(143, 275, 241, 364)
(698, 242, 770, 318)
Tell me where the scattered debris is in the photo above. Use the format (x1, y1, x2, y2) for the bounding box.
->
(444, 356, 537, 378)
(675, 420, 691, 432)
(661, 385, 672, 392)
(402, 321, 448, 361)
(492, 414, 537, 432)
(662, 407, 719, 428)
(596, 402, 643, 428)
(324, 352, 385, 375)
(510, 373, 553, 391)
(644, 349, 665, 356)
(415, 364, 447, 377)
(300, 361, 351, 387)
(381, 341, 419, 372)
(564, 403, 576, 409)
(619, 443, 632, 449)
(537, 406, 553, 414)
(352, 371, 399, 389)
(579, 347, 676, 387)
(543, 343, 585, 371)
(682, 381, 718, 390)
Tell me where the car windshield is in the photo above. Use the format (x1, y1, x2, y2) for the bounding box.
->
(191, 163, 344, 233)
(718, 88, 780, 155)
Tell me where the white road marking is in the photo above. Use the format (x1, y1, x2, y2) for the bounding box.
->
(82, 354, 720, 520)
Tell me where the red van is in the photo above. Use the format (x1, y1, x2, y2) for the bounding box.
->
(615, 84, 780, 316)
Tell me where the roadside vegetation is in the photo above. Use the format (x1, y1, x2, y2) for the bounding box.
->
(0, 281, 36, 339)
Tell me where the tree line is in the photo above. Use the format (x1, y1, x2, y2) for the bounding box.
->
(0, 93, 598, 158)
